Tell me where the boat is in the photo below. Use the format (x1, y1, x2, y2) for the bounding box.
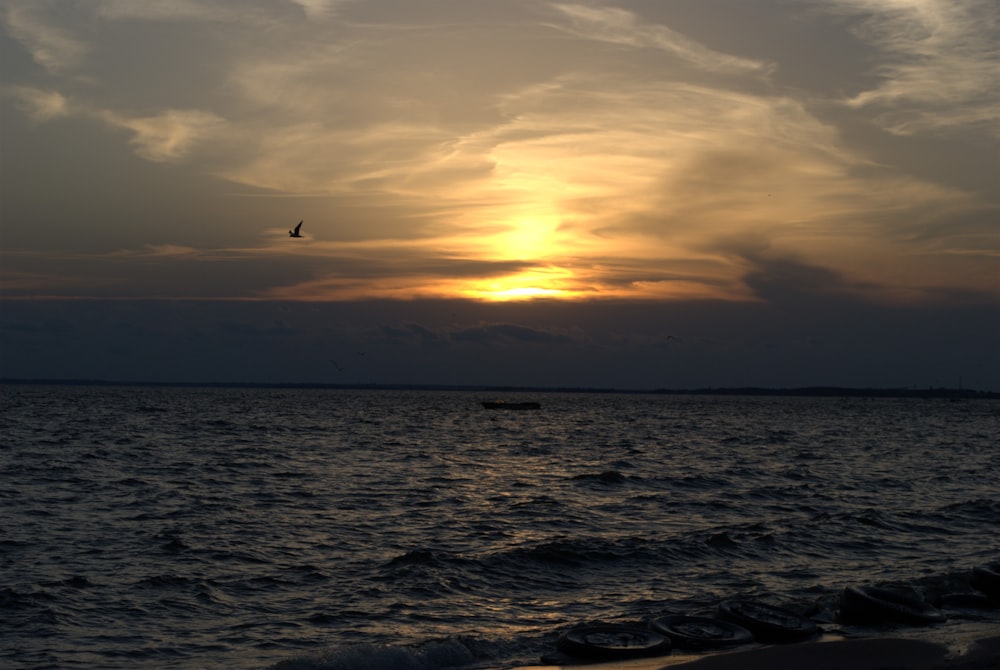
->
(481, 400, 541, 410)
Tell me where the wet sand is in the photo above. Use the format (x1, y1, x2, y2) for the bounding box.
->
(516, 633, 1000, 670)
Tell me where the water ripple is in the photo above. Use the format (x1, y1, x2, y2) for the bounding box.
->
(1, 387, 998, 669)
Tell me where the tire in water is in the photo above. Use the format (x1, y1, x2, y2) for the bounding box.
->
(970, 564, 1000, 601)
(556, 625, 672, 660)
(839, 585, 946, 626)
(649, 615, 754, 650)
(717, 599, 819, 643)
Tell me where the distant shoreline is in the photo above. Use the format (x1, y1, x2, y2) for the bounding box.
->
(2, 378, 997, 398)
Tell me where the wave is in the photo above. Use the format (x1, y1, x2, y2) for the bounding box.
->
(266, 560, 1000, 670)
(6, 387, 999, 670)
(137, 574, 199, 589)
(571, 470, 632, 485)
(379, 523, 789, 589)
(939, 498, 1000, 522)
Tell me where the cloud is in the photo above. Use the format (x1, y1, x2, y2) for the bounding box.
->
(550, 4, 770, 74)
(288, 0, 346, 20)
(2, 1, 89, 73)
(135, 244, 202, 257)
(211, 4, 777, 199)
(215, 121, 455, 195)
(1, 0, 996, 311)
(217, 318, 298, 338)
(377, 322, 447, 346)
(93, 0, 250, 23)
(737, 250, 867, 304)
(370, 320, 582, 351)
(2, 297, 998, 388)
(827, 0, 1000, 135)
(0, 266, 79, 294)
(4, 87, 224, 164)
(9, 86, 70, 122)
(451, 322, 579, 345)
(99, 108, 226, 162)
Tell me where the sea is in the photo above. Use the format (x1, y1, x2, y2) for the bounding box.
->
(1, 385, 998, 669)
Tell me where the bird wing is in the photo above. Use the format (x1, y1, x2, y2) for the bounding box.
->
(294, 221, 303, 234)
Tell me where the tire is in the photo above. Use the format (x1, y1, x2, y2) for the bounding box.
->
(839, 585, 946, 626)
(556, 625, 672, 660)
(717, 599, 819, 643)
(970, 564, 1000, 600)
(649, 615, 754, 650)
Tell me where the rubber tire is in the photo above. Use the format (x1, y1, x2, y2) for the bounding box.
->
(840, 585, 946, 626)
(970, 564, 1000, 600)
(717, 599, 819, 644)
(649, 615, 754, 650)
(556, 625, 672, 660)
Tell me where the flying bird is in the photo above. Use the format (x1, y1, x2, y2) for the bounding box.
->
(289, 221, 303, 238)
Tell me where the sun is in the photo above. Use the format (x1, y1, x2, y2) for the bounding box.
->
(458, 265, 585, 301)
(450, 213, 589, 300)
(500, 217, 559, 260)
(492, 214, 559, 261)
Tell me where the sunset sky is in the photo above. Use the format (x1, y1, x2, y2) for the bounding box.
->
(1, 0, 998, 389)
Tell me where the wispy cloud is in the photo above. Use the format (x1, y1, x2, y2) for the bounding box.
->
(99, 108, 226, 163)
(135, 244, 201, 257)
(1, 0, 996, 306)
(93, 0, 250, 23)
(550, 3, 771, 74)
(3, 1, 89, 73)
(8, 86, 70, 122)
(288, 0, 347, 20)
(827, 0, 1000, 135)
(6, 84, 224, 163)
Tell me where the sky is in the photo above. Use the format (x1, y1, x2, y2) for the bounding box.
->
(1, 0, 998, 389)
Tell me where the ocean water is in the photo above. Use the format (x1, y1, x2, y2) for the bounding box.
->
(1, 385, 998, 669)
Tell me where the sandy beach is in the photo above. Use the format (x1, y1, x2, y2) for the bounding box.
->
(517, 631, 1000, 670)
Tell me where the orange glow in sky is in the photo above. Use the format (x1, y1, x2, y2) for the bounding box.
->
(2, 0, 998, 389)
(0, 0, 996, 306)
(458, 266, 582, 302)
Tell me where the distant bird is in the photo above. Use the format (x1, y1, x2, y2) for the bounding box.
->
(289, 220, 303, 238)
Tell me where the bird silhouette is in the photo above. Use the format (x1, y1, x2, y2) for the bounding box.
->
(289, 221, 303, 238)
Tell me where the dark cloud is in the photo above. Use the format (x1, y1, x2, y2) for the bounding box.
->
(451, 323, 578, 345)
(2, 1, 995, 393)
(739, 253, 865, 304)
(376, 322, 447, 346)
(217, 319, 298, 338)
(0, 247, 541, 300)
(371, 321, 580, 349)
(1, 295, 997, 389)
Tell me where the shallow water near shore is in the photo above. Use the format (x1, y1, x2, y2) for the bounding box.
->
(2, 386, 998, 669)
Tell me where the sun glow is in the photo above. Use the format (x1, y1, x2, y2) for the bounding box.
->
(486, 212, 563, 260)
(459, 265, 586, 301)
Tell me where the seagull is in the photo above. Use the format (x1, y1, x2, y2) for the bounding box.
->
(289, 220, 303, 238)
